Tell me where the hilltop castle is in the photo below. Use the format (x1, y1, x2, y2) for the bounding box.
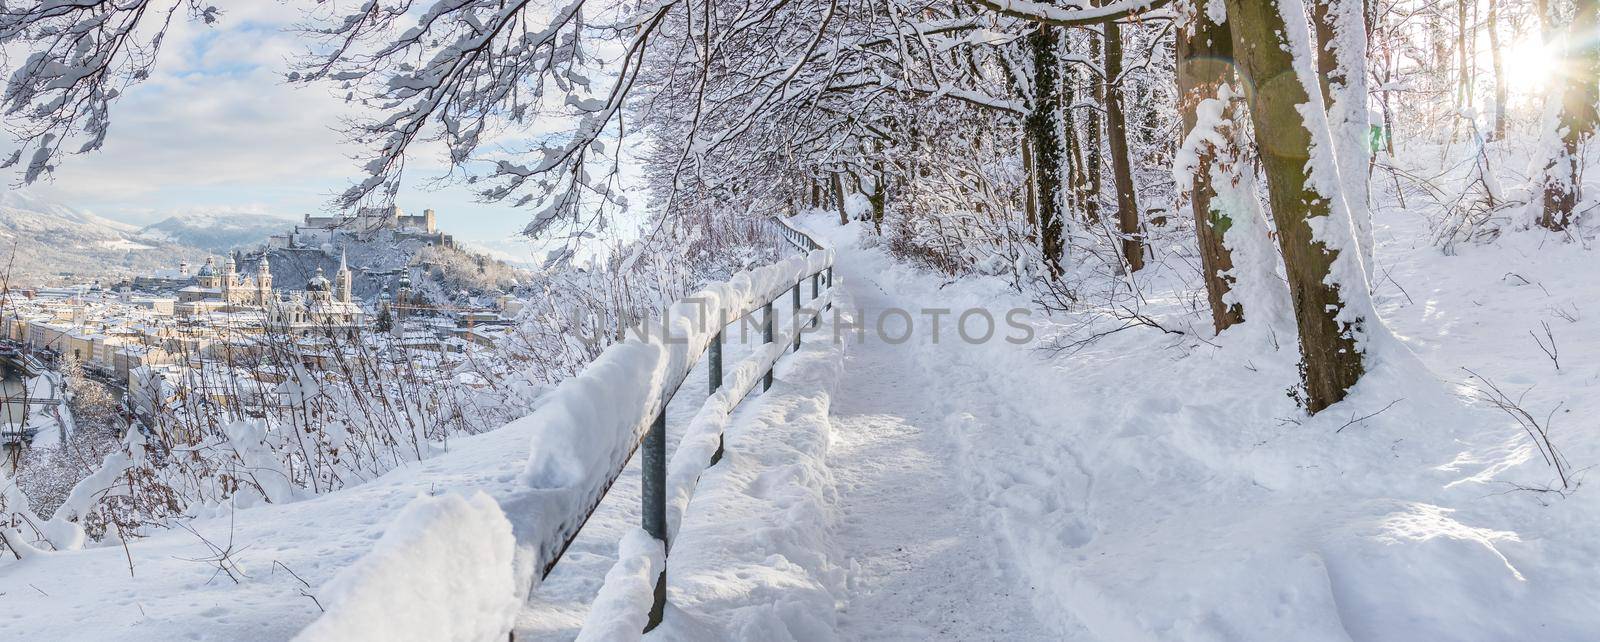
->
(269, 205, 453, 250)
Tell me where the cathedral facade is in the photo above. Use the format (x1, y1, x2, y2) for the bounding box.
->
(177, 255, 275, 311)
(266, 253, 365, 332)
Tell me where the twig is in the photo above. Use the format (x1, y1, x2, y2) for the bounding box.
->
(1463, 368, 1574, 490)
(274, 560, 324, 613)
(1336, 398, 1405, 433)
(1529, 321, 1559, 371)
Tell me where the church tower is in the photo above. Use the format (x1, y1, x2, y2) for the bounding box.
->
(256, 256, 273, 306)
(307, 267, 332, 303)
(221, 255, 237, 302)
(196, 257, 218, 289)
(335, 251, 353, 303)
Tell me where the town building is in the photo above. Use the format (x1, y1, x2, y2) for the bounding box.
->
(176, 256, 274, 314)
(267, 254, 366, 333)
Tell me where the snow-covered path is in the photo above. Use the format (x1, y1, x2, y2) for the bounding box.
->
(826, 263, 1059, 639)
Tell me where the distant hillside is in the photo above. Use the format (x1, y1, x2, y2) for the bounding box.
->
(138, 213, 290, 253)
(0, 190, 206, 285)
(238, 232, 526, 307)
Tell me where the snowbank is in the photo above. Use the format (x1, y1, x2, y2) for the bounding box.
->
(296, 492, 520, 642)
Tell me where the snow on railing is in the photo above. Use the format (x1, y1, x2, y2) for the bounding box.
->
(296, 217, 834, 640)
(577, 217, 835, 638)
(563, 216, 835, 634)
(512, 218, 833, 583)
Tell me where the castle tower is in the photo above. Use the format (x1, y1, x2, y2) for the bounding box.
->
(335, 251, 353, 304)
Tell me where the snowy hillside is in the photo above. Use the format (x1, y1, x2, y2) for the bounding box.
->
(236, 230, 526, 305)
(0, 190, 205, 284)
(137, 213, 291, 253)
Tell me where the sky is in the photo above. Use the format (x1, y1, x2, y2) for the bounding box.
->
(0, 2, 613, 263)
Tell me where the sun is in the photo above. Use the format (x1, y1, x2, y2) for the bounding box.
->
(1500, 40, 1558, 96)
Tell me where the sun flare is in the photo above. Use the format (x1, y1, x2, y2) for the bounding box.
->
(1500, 40, 1558, 96)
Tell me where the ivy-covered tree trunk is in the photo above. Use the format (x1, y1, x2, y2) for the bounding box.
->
(1227, 0, 1370, 413)
(1022, 135, 1038, 237)
(1027, 22, 1066, 278)
(1541, 0, 1600, 231)
(1104, 21, 1144, 272)
(1178, 13, 1243, 333)
(1083, 32, 1104, 227)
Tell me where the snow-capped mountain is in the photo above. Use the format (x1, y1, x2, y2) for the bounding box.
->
(137, 212, 291, 253)
(0, 190, 206, 284)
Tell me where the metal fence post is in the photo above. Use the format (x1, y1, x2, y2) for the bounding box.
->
(642, 410, 668, 631)
(825, 267, 834, 311)
(709, 329, 723, 392)
(810, 273, 820, 327)
(791, 281, 802, 351)
(708, 330, 724, 465)
(762, 301, 774, 391)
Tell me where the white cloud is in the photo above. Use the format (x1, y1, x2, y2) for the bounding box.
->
(2, 1, 556, 243)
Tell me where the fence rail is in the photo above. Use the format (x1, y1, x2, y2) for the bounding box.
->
(543, 216, 835, 633)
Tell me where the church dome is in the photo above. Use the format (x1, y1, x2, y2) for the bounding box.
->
(307, 267, 331, 292)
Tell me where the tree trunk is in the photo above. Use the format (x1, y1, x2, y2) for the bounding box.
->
(1541, 0, 1600, 231)
(1488, 0, 1506, 141)
(1227, 0, 1371, 413)
(869, 165, 886, 234)
(1027, 23, 1067, 278)
(1313, 0, 1374, 282)
(1104, 21, 1144, 272)
(1022, 133, 1038, 235)
(1457, 0, 1472, 113)
(1178, 13, 1244, 333)
(830, 172, 849, 225)
(1062, 33, 1084, 219)
(1084, 32, 1104, 227)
